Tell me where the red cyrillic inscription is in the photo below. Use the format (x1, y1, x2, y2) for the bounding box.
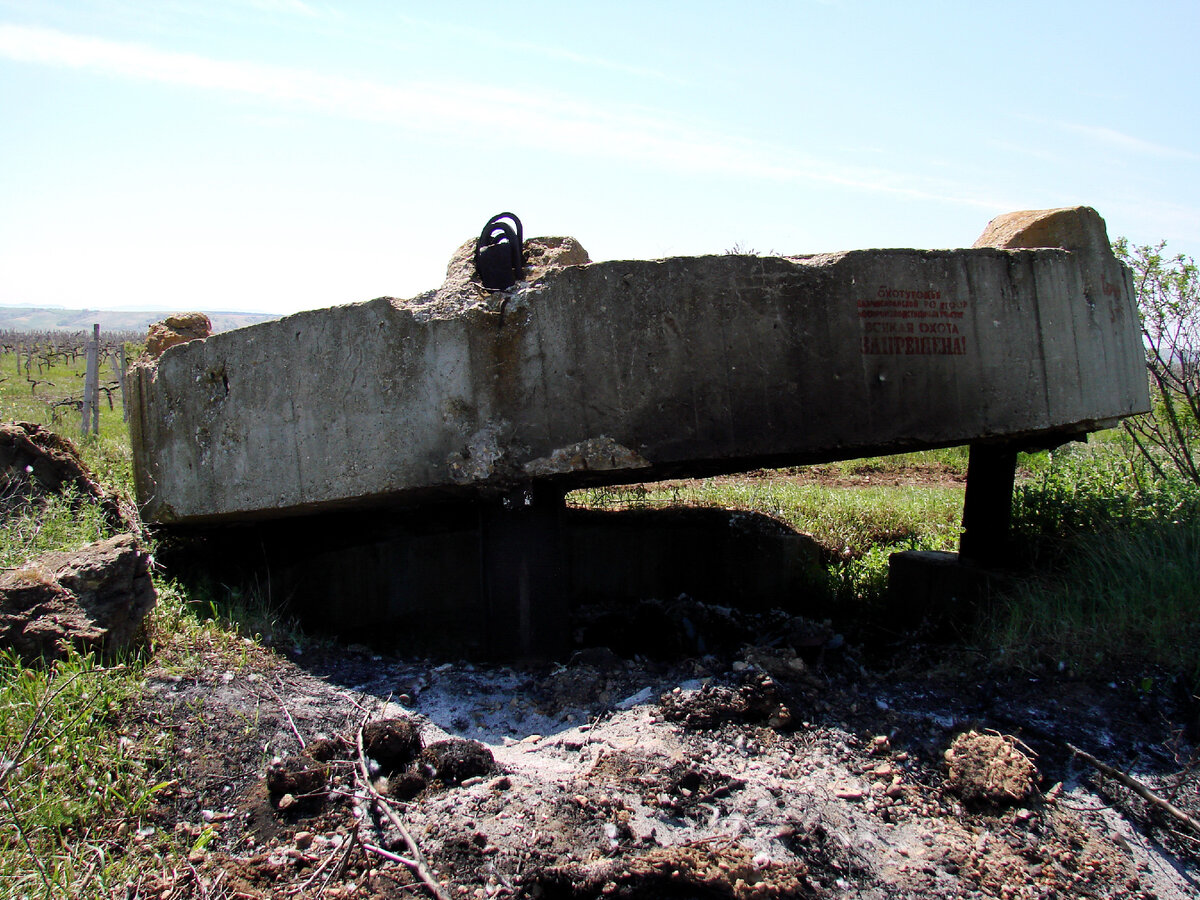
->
(859, 287, 967, 355)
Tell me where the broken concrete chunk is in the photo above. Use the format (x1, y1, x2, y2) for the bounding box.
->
(146, 312, 212, 359)
(0, 534, 155, 661)
(420, 234, 591, 322)
(523, 436, 650, 477)
(523, 236, 591, 279)
(973, 205, 1111, 254)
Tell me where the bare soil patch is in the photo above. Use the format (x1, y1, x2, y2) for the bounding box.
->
(120, 620, 1200, 899)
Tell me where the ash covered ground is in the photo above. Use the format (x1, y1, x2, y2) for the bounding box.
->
(125, 596, 1200, 899)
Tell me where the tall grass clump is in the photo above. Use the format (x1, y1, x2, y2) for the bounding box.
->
(993, 441, 1200, 683)
(0, 648, 161, 899)
(994, 518, 1200, 683)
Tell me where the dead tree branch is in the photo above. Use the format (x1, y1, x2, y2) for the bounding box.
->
(1068, 742, 1200, 837)
(354, 717, 452, 900)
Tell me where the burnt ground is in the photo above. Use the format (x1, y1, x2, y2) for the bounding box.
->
(118, 600, 1200, 900)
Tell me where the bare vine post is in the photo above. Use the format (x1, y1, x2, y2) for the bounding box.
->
(81, 323, 100, 436)
(111, 347, 130, 422)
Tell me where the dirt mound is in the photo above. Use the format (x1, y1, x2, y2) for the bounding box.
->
(944, 730, 1039, 804)
(363, 717, 423, 770)
(0, 421, 134, 529)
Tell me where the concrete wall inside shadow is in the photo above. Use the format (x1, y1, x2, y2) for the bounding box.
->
(184, 504, 825, 658)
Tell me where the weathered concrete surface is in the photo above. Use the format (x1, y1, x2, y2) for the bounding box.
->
(130, 207, 1148, 525)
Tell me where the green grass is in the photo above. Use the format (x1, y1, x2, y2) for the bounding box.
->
(1, 348, 136, 496)
(992, 517, 1200, 681)
(0, 649, 163, 899)
(1, 485, 117, 570)
(988, 441, 1200, 681)
(570, 454, 967, 607)
(1, 349, 131, 438)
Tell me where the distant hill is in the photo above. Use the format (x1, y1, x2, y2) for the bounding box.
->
(0, 307, 279, 335)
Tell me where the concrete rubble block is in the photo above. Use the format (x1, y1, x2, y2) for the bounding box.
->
(129, 209, 1148, 526)
(0, 534, 156, 661)
(974, 206, 1113, 254)
(146, 312, 212, 359)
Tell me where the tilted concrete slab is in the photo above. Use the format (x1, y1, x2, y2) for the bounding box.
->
(130, 207, 1149, 525)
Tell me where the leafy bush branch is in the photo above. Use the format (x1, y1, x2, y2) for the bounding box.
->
(1115, 238, 1200, 485)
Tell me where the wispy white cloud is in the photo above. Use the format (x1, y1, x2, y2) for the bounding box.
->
(243, 0, 320, 17)
(1060, 121, 1198, 161)
(0, 23, 1009, 210)
(385, 13, 689, 87)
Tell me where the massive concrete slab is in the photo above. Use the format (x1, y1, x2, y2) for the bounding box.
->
(130, 207, 1149, 525)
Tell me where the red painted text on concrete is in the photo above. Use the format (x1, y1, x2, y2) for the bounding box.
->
(858, 288, 967, 355)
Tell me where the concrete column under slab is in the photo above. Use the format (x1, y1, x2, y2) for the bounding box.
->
(888, 442, 1019, 633)
(479, 485, 570, 659)
(959, 443, 1019, 566)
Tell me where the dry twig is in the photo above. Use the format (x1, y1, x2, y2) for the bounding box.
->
(266, 678, 305, 750)
(1068, 742, 1200, 837)
(354, 715, 452, 900)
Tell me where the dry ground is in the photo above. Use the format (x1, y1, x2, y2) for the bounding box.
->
(119, 609, 1200, 900)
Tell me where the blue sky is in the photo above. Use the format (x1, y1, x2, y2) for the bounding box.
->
(1, 0, 1197, 316)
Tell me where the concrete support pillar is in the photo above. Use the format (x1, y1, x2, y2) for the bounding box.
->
(479, 484, 569, 659)
(959, 443, 1018, 566)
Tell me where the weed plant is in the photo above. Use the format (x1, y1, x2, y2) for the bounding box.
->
(995, 442, 1200, 683)
(0, 649, 158, 898)
(1, 485, 116, 569)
